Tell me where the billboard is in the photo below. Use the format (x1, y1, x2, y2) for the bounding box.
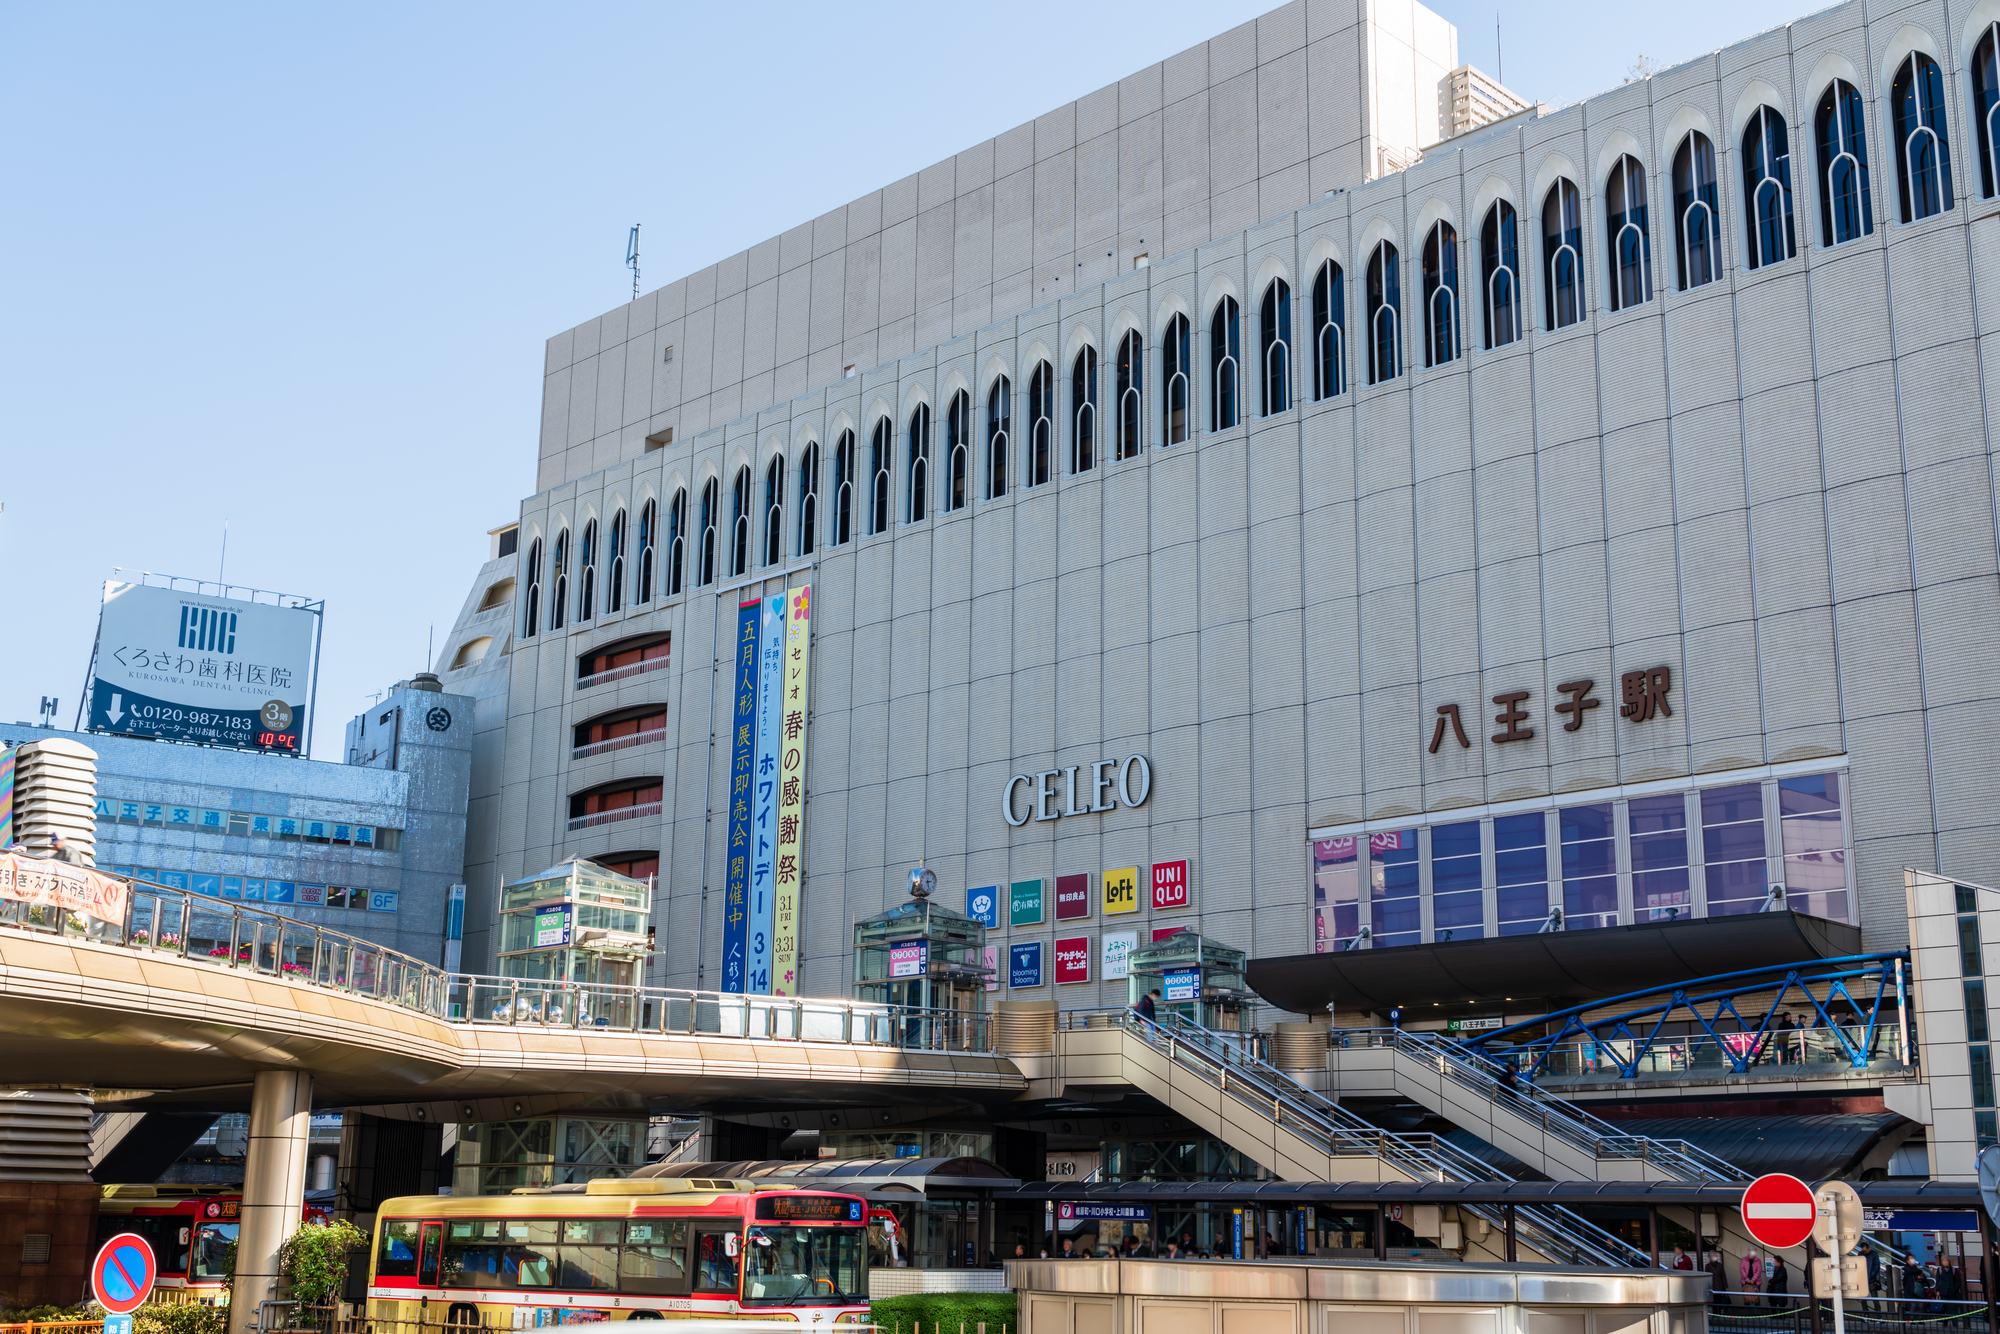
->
(90, 583, 315, 752)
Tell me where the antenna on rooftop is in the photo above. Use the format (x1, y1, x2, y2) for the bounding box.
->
(1495, 13, 1503, 84)
(626, 224, 641, 301)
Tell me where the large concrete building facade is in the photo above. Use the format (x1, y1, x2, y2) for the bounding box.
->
(488, 0, 2000, 1014)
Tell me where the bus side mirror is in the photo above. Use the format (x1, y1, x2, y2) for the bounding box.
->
(725, 1234, 740, 1257)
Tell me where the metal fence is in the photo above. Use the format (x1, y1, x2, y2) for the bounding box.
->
(0, 878, 988, 1053)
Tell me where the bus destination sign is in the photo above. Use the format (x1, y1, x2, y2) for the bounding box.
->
(756, 1195, 865, 1222)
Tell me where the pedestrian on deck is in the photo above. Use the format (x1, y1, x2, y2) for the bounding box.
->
(1741, 1249, 1765, 1305)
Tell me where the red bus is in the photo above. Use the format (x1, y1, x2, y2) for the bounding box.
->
(97, 1185, 330, 1300)
(368, 1179, 870, 1325)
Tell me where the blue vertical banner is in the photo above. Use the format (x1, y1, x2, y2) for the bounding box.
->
(747, 592, 786, 992)
(721, 600, 762, 994)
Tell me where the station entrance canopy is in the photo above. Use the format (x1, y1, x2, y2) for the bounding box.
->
(1247, 911, 1862, 1015)
(634, 1156, 1017, 1201)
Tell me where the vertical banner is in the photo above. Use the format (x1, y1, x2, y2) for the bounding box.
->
(771, 584, 813, 996)
(748, 594, 785, 992)
(721, 600, 762, 993)
(0, 747, 13, 849)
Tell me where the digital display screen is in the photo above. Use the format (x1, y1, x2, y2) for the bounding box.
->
(257, 732, 299, 751)
(755, 1194, 865, 1222)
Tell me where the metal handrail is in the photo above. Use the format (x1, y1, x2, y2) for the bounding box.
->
(0, 876, 989, 1054)
(1082, 1009, 1645, 1268)
(1356, 1028, 1744, 1181)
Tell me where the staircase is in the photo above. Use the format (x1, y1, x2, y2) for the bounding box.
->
(1054, 1010, 1649, 1268)
(1329, 1028, 1741, 1182)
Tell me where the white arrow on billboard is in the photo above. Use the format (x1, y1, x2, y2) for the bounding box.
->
(106, 694, 125, 724)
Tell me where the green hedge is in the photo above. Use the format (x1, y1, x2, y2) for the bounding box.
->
(870, 1291, 1018, 1334)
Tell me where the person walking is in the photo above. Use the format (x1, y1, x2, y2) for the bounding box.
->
(1135, 989, 1159, 1022)
(1741, 1249, 1765, 1305)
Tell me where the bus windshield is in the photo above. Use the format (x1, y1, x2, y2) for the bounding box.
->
(741, 1226, 864, 1305)
(192, 1223, 238, 1283)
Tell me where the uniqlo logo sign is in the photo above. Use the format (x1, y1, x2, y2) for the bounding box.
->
(1054, 936, 1091, 984)
(1151, 859, 1190, 910)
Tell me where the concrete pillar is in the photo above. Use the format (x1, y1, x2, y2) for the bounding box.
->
(230, 1070, 314, 1334)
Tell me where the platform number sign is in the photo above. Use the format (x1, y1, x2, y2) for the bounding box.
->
(1740, 1173, 1817, 1250)
(92, 1231, 157, 1328)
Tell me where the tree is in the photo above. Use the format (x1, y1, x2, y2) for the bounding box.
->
(277, 1220, 370, 1306)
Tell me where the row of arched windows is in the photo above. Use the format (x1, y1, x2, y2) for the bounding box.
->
(518, 51, 2000, 635)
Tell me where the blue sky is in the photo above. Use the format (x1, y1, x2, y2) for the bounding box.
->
(1, 0, 1812, 756)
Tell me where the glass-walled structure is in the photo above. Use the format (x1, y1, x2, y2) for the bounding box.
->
(1126, 931, 1253, 1030)
(853, 883, 990, 1047)
(454, 1115, 644, 1195)
(496, 859, 650, 985)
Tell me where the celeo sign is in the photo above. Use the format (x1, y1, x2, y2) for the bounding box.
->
(1003, 756, 1151, 827)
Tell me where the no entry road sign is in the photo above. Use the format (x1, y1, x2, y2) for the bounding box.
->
(91, 1232, 157, 1315)
(1742, 1173, 1818, 1250)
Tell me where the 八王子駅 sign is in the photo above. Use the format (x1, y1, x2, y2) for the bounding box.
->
(1002, 756, 1150, 827)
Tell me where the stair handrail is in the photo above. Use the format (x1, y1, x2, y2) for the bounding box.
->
(1095, 1010, 1650, 1267)
(1385, 1029, 1743, 1181)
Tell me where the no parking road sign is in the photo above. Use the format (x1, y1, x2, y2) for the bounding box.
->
(92, 1232, 157, 1324)
(1741, 1173, 1817, 1250)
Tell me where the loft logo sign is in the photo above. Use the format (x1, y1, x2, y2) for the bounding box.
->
(1002, 756, 1151, 828)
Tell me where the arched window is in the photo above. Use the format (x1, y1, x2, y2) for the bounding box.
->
(1027, 361, 1054, 486)
(606, 509, 626, 614)
(1743, 106, 1797, 268)
(869, 418, 892, 533)
(1673, 132, 1722, 290)
(832, 430, 855, 545)
(1421, 223, 1458, 367)
(1891, 53, 1954, 222)
(1115, 331, 1143, 458)
(698, 478, 719, 586)
(550, 528, 570, 631)
(798, 441, 820, 555)
(1260, 280, 1292, 414)
(577, 519, 597, 622)
(987, 378, 1011, 498)
(729, 467, 751, 577)
(522, 538, 542, 638)
(1816, 79, 1875, 246)
(1366, 242, 1401, 384)
(663, 491, 683, 597)
(907, 403, 931, 523)
(1210, 297, 1241, 430)
(762, 455, 785, 566)
(1480, 203, 1520, 349)
(1163, 314, 1191, 443)
(1543, 179, 1583, 329)
(1071, 346, 1097, 473)
(1976, 24, 2000, 199)
(1311, 262, 1346, 397)
(638, 499, 657, 603)
(945, 391, 970, 511)
(1606, 155, 1652, 311)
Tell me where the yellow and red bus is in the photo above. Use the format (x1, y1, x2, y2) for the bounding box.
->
(368, 1179, 870, 1325)
(97, 1185, 330, 1300)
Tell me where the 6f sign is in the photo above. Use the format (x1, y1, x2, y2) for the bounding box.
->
(1003, 755, 1151, 827)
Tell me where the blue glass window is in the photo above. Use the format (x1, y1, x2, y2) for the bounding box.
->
(1431, 821, 1484, 941)
(1370, 829, 1420, 948)
(1630, 793, 1690, 921)
(1561, 802, 1619, 929)
(1495, 813, 1548, 935)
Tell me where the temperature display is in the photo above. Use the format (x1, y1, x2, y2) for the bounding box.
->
(257, 732, 299, 751)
